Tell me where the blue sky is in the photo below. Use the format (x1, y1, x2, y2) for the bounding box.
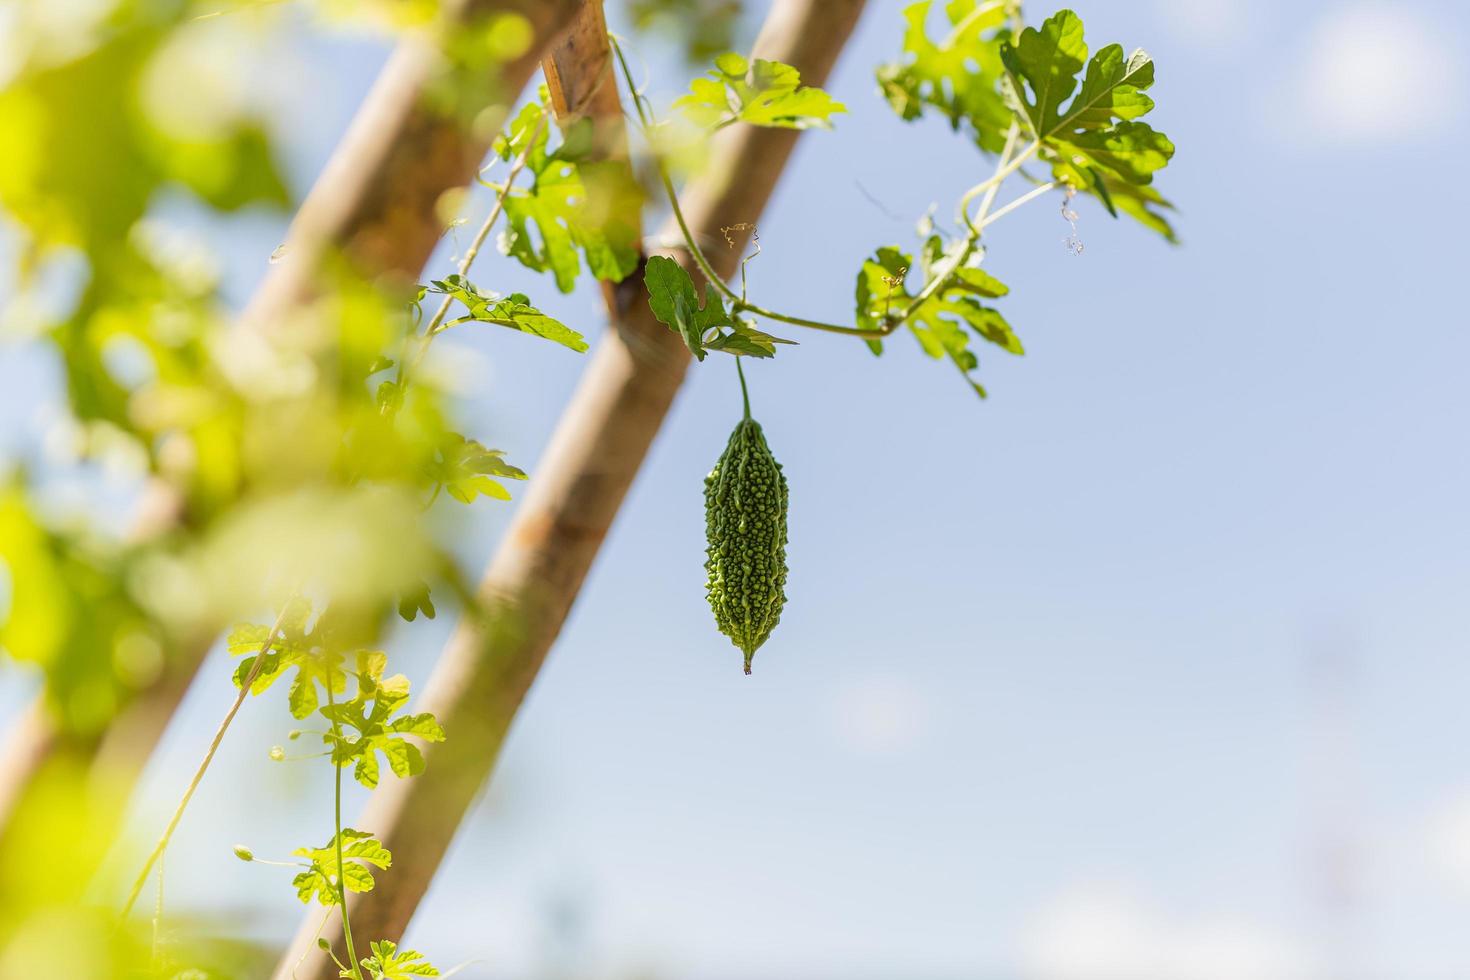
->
(5, 0, 1470, 977)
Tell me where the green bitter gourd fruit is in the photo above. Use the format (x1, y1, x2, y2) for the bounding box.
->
(704, 390, 789, 674)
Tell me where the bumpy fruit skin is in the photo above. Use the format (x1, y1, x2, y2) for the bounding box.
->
(704, 416, 789, 674)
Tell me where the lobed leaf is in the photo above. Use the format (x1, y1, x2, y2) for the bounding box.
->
(675, 54, 846, 130)
(427, 275, 586, 352)
(359, 940, 440, 979)
(430, 432, 527, 506)
(853, 241, 1022, 397)
(320, 652, 444, 790)
(291, 829, 392, 907)
(1000, 10, 1176, 237)
(396, 580, 436, 622)
(876, 0, 1016, 152)
(228, 603, 348, 719)
(495, 91, 641, 292)
(643, 256, 730, 361)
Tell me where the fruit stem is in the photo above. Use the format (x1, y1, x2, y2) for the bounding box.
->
(735, 358, 751, 421)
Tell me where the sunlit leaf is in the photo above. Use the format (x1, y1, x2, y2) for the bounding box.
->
(675, 54, 846, 130)
(359, 939, 440, 979)
(290, 829, 392, 907)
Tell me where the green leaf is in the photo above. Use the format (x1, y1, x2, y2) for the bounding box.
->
(427, 275, 586, 352)
(876, 0, 1016, 152)
(675, 55, 846, 130)
(431, 433, 527, 506)
(703, 319, 798, 358)
(228, 601, 347, 720)
(291, 829, 392, 907)
(359, 940, 440, 979)
(496, 90, 641, 292)
(643, 255, 734, 361)
(999, 10, 1176, 236)
(854, 243, 1022, 396)
(853, 246, 911, 355)
(397, 580, 435, 622)
(1000, 9, 1088, 137)
(320, 652, 444, 790)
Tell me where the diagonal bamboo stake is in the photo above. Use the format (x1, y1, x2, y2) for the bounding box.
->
(273, 2, 869, 976)
(0, 0, 581, 900)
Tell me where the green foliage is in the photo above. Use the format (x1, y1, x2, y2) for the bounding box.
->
(397, 580, 436, 622)
(675, 53, 846, 130)
(494, 94, 642, 292)
(1000, 10, 1176, 237)
(320, 652, 445, 790)
(704, 320, 798, 358)
(704, 416, 789, 674)
(876, 0, 1017, 152)
(0, 3, 290, 439)
(228, 600, 348, 721)
(426, 275, 586, 351)
(0, 486, 169, 734)
(644, 256, 731, 360)
(291, 830, 392, 906)
(431, 433, 528, 505)
(878, 5, 1175, 239)
(644, 256, 795, 360)
(357, 940, 441, 979)
(856, 240, 1021, 398)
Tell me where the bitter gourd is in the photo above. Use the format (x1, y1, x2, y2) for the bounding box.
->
(704, 403, 789, 675)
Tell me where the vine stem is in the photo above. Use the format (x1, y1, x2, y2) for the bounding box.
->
(982, 180, 1060, 229)
(326, 682, 362, 979)
(118, 605, 292, 921)
(957, 129, 1038, 231)
(735, 357, 751, 420)
(609, 34, 1054, 345)
(893, 126, 1036, 321)
(609, 35, 892, 341)
(397, 105, 552, 388)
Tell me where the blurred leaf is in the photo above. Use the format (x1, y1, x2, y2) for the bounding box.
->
(876, 0, 1015, 153)
(495, 92, 641, 292)
(229, 598, 348, 720)
(430, 433, 526, 505)
(396, 580, 435, 622)
(675, 54, 846, 130)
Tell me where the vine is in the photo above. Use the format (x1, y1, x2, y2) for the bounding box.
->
(117, 79, 615, 979)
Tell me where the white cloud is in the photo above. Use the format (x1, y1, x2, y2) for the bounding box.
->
(830, 673, 929, 757)
(1422, 791, 1470, 893)
(1018, 880, 1315, 980)
(1276, 3, 1462, 145)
